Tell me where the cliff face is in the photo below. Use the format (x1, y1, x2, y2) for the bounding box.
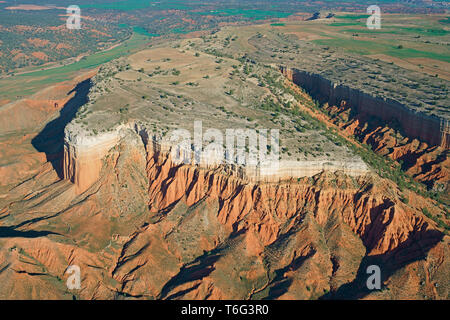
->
(144, 143, 437, 257)
(63, 124, 131, 193)
(2, 41, 448, 300)
(281, 67, 450, 149)
(63, 122, 369, 194)
(1, 119, 448, 300)
(279, 67, 449, 196)
(325, 100, 449, 194)
(62, 126, 429, 259)
(60, 123, 445, 259)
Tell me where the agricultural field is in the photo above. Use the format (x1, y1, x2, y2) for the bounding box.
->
(270, 13, 450, 79)
(1, 0, 447, 76)
(0, 4, 131, 74)
(0, 32, 152, 100)
(0, 0, 448, 303)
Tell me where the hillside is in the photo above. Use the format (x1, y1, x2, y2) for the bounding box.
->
(0, 24, 448, 299)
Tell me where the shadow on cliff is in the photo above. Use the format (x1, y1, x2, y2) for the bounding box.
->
(0, 226, 59, 238)
(319, 227, 444, 300)
(158, 252, 222, 300)
(263, 248, 316, 300)
(31, 78, 92, 178)
(158, 229, 247, 300)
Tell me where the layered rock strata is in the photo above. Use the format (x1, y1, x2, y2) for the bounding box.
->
(281, 66, 450, 149)
(63, 122, 368, 193)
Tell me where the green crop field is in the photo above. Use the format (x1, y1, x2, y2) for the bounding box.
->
(305, 13, 450, 64)
(329, 22, 364, 27)
(0, 32, 152, 100)
(81, 0, 192, 11)
(195, 9, 293, 20)
(313, 38, 450, 63)
(335, 14, 370, 20)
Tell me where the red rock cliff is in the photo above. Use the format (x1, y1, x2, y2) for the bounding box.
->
(281, 66, 450, 149)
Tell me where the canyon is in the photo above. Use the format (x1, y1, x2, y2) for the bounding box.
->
(280, 67, 449, 199)
(0, 25, 448, 300)
(281, 67, 450, 149)
(62, 120, 369, 194)
(0, 120, 447, 299)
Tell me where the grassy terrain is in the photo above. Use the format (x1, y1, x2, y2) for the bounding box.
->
(303, 13, 450, 65)
(81, 0, 193, 11)
(0, 32, 152, 100)
(195, 8, 293, 20)
(313, 38, 450, 63)
(335, 14, 371, 20)
(119, 24, 161, 37)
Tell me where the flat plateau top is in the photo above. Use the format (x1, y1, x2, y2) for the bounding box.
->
(67, 38, 365, 168)
(207, 24, 449, 121)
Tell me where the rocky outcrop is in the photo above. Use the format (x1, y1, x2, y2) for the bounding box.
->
(0, 71, 95, 136)
(1, 112, 448, 300)
(325, 102, 450, 194)
(63, 121, 368, 194)
(63, 124, 131, 193)
(144, 143, 440, 257)
(1, 33, 448, 300)
(279, 68, 449, 196)
(280, 66, 450, 149)
(60, 121, 446, 261)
